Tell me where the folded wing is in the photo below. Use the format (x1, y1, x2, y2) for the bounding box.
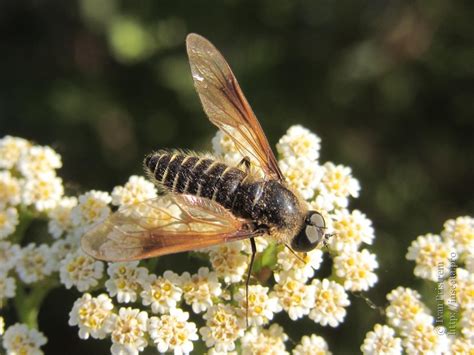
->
(81, 194, 258, 262)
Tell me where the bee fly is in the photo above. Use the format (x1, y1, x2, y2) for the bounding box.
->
(82, 33, 328, 321)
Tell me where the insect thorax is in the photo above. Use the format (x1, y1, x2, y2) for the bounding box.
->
(251, 180, 306, 243)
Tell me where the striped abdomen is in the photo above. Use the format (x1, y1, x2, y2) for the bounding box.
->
(144, 152, 247, 210)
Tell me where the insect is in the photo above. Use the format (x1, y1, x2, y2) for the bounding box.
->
(82, 33, 327, 314)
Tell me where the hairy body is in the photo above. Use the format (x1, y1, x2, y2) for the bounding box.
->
(145, 151, 307, 244)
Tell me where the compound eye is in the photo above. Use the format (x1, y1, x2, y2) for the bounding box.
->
(291, 225, 323, 252)
(305, 224, 322, 244)
(291, 211, 325, 252)
(309, 211, 325, 229)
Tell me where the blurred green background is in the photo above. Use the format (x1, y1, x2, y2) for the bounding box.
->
(1, 0, 473, 353)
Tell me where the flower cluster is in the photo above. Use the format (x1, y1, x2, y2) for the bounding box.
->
(360, 216, 474, 354)
(2, 323, 47, 354)
(0, 135, 62, 223)
(1, 126, 378, 354)
(0, 136, 67, 354)
(6, 128, 471, 354)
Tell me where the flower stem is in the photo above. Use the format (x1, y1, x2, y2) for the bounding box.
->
(14, 278, 59, 329)
(9, 206, 36, 245)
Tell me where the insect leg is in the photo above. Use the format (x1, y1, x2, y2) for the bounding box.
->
(237, 156, 251, 174)
(322, 232, 334, 249)
(246, 237, 257, 327)
(284, 243, 306, 263)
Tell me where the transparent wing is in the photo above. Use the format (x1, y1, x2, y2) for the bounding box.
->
(81, 194, 258, 262)
(186, 33, 284, 181)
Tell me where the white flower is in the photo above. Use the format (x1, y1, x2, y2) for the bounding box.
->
(0, 271, 16, 307)
(385, 287, 431, 329)
(22, 173, 64, 211)
(105, 262, 149, 303)
(234, 285, 282, 326)
(211, 131, 242, 166)
(333, 249, 378, 292)
(329, 209, 374, 252)
(59, 249, 104, 291)
(68, 293, 114, 340)
(460, 308, 474, 341)
(111, 175, 157, 207)
(317, 162, 360, 209)
(119, 196, 183, 229)
(451, 337, 474, 354)
(309, 278, 350, 327)
(211, 131, 266, 178)
(279, 156, 323, 200)
(50, 233, 80, 267)
(15, 243, 55, 284)
(442, 216, 474, 257)
(199, 304, 245, 352)
(17, 145, 62, 178)
(2, 323, 47, 355)
(241, 237, 269, 254)
(311, 191, 337, 213)
(272, 271, 316, 320)
(208, 242, 248, 283)
(148, 308, 198, 354)
(465, 253, 474, 273)
(207, 348, 237, 355)
(180, 267, 222, 313)
(446, 268, 474, 310)
(277, 125, 321, 161)
(361, 324, 402, 355)
(0, 207, 19, 239)
(241, 324, 289, 355)
(276, 246, 323, 283)
(406, 234, 453, 282)
(107, 307, 148, 355)
(0, 136, 31, 169)
(0, 171, 21, 207)
(0, 241, 20, 273)
(47, 196, 78, 238)
(401, 320, 448, 355)
(71, 190, 112, 231)
(293, 334, 332, 355)
(212, 130, 237, 156)
(140, 271, 182, 314)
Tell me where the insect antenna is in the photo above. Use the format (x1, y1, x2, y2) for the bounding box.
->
(353, 291, 385, 317)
